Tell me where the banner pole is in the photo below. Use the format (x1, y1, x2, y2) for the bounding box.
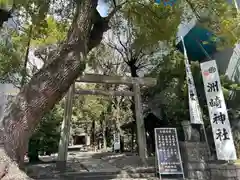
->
(233, 0, 239, 13)
(181, 36, 211, 156)
(201, 123, 211, 157)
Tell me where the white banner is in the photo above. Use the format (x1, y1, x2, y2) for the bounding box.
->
(201, 60, 237, 160)
(181, 36, 203, 124)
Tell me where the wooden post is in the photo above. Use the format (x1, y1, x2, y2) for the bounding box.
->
(133, 83, 148, 163)
(57, 84, 75, 170)
(102, 116, 107, 150)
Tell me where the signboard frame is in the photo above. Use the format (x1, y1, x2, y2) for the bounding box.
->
(154, 128, 185, 179)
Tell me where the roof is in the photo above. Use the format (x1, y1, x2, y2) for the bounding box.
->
(72, 127, 86, 136)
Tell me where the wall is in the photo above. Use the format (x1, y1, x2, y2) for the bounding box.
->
(180, 142, 210, 180)
(180, 141, 240, 180)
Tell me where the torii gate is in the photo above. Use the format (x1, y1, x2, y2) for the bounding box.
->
(56, 73, 156, 169)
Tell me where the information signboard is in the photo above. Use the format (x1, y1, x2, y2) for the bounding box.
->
(154, 128, 184, 179)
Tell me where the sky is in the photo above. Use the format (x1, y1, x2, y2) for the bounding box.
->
(97, 0, 109, 17)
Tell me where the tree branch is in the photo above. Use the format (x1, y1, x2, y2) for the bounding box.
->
(116, 34, 131, 62)
(88, 1, 127, 51)
(106, 42, 129, 64)
(137, 2, 174, 21)
(105, 1, 128, 21)
(184, 0, 201, 20)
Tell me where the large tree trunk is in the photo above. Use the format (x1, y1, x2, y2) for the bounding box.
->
(0, 0, 120, 178)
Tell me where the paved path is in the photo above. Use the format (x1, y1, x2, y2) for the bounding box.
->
(26, 151, 161, 179)
(66, 151, 120, 172)
(80, 158, 121, 172)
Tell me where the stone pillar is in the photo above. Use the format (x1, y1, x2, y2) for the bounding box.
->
(180, 142, 210, 180)
(86, 136, 90, 146)
(181, 120, 192, 141)
(133, 83, 147, 163)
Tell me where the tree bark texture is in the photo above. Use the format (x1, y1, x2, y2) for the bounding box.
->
(0, 0, 120, 178)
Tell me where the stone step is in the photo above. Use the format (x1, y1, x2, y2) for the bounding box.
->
(123, 167, 155, 174)
(37, 178, 157, 180)
(38, 179, 182, 180)
(59, 171, 184, 179)
(62, 171, 121, 177)
(36, 173, 183, 180)
(61, 171, 155, 178)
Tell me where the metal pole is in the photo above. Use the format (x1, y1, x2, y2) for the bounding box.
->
(195, 39, 212, 61)
(233, 0, 239, 13)
(195, 40, 212, 156)
(181, 36, 211, 156)
(201, 123, 211, 156)
(195, 41, 212, 156)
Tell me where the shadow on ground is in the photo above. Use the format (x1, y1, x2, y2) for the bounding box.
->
(91, 151, 155, 170)
(25, 161, 82, 179)
(24, 151, 159, 179)
(90, 152, 157, 178)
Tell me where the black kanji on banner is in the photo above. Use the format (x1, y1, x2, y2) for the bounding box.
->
(209, 96, 221, 108)
(207, 81, 219, 92)
(213, 112, 226, 124)
(216, 128, 230, 141)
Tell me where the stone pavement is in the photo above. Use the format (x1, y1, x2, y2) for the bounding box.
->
(68, 151, 121, 173)
(79, 158, 121, 172)
(62, 152, 161, 179)
(25, 151, 171, 179)
(100, 153, 155, 171)
(25, 152, 89, 179)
